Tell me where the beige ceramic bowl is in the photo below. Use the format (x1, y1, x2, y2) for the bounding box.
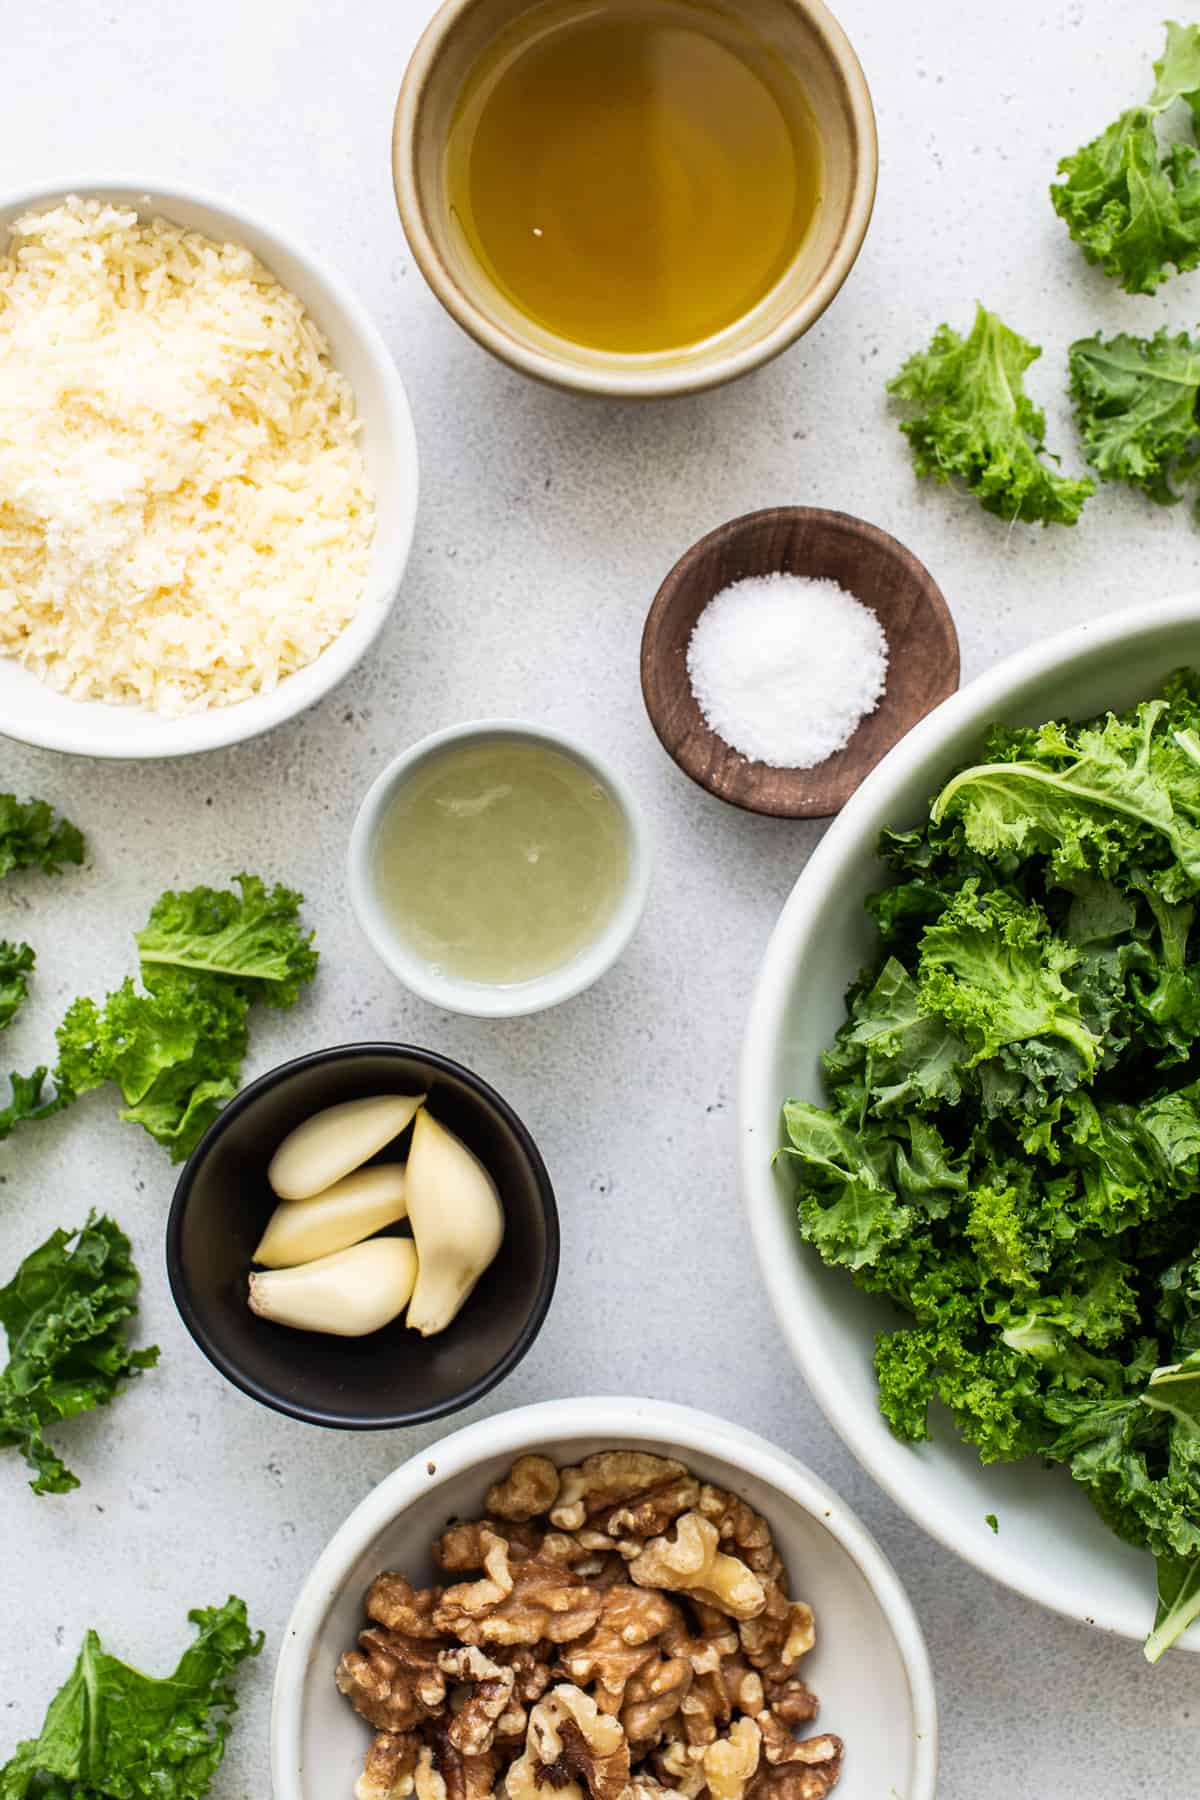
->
(393, 0, 877, 397)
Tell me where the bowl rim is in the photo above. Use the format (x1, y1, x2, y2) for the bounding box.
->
(640, 505, 960, 818)
(269, 1395, 939, 1800)
(0, 175, 420, 759)
(738, 590, 1200, 1646)
(347, 717, 653, 1016)
(391, 0, 878, 398)
(165, 1040, 560, 1428)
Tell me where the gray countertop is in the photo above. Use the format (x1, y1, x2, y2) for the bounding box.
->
(3, 2, 1198, 1795)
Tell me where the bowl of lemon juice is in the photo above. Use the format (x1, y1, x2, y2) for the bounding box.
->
(348, 720, 651, 1016)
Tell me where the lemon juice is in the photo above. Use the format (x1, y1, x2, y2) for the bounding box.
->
(372, 737, 630, 985)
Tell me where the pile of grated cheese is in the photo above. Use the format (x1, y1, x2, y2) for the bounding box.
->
(0, 196, 377, 716)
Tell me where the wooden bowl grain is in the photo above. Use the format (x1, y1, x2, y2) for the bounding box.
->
(640, 507, 960, 818)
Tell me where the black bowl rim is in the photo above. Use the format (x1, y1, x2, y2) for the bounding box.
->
(165, 1041, 560, 1430)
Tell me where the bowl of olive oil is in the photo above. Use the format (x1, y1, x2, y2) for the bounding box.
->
(393, 0, 876, 397)
(348, 720, 651, 1016)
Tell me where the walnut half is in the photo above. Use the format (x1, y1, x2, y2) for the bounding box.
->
(629, 1514, 766, 1621)
(434, 1532, 602, 1647)
(506, 1684, 632, 1800)
(336, 1628, 447, 1733)
(355, 1731, 422, 1800)
(486, 1455, 560, 1522)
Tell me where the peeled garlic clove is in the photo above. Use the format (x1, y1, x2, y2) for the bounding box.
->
(268, 1094, 425, 1200)
(248, 1238, 418, 1337)
(405, 1110, 504, 1337)
(253, 1165, 408, 1268)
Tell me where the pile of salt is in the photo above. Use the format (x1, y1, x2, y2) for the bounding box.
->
(685, 571, 889, 770)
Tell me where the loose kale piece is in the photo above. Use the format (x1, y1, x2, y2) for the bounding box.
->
(0, 799, 82, 1042)
(0, 942, 35, 1033)
(0, 1069, 71, 1141)
(10, 873, 318, 1163)
(1051, 22, 1200, 294)
(1070, 329, 1200, 506)
(0, 1597, 261, 1800)
(0, 794, 84, 880)
(0, 1214, 158, 1495)
(888, 304, 1094, 526)
(55, 972, 251, 1164)
(136, 873, 319, 1005)
(779, 668, 1200, 1658)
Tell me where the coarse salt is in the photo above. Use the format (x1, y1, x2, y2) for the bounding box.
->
(686, 572, 889, 769)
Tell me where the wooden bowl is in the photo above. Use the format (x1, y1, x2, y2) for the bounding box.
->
(640, 507, 959, 818)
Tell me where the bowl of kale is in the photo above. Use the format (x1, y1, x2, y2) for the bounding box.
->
(740, 593, 1200, 1659)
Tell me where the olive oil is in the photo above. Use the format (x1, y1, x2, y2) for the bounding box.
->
(444, 0, 824, 355)
(372, 738, 630, 985)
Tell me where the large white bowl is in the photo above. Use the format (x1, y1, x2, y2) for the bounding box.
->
(0, 180, 419, 758)
(271, 1397, 938, 1800)
(740, 593, 1200, 1650)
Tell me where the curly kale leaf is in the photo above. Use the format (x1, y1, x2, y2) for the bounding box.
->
(54, 974, 250, 1164)
(932, 698, 1200, 894)
(136, 874, 318, 1007)
(821, 957, 967, 1116)
(917, 885, 1102, 1082)
(0, 942, 35, 1033)
(1051, 24, 1200, 294)
(0, 1215, 158, 1495)
(1045, 1347, 1200, 1658)
(888, 304, 1094, 526)
(0, 1069, 72, 1142)
(9, 874, 318, 1163)
(1069, 329, 1200, 506)
(1056, 1094, 1188, 1235)
(0, 1597, 261, 1800)
(780, 1104, 908, 1271)
(1147, 1552, 1200, 1663)
(0, 795, 84, 881)
(876, 1325, 1047, 1462)
(1151, 18, 1200, 119)
(1051, 112, 1200, 295)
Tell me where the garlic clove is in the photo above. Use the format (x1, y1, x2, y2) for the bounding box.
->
(253, 1165, 408, 1268)
(268, 1094, 425, 1200)
(248, 1238, 418, 1336)
(405, 1110, 504, 1337)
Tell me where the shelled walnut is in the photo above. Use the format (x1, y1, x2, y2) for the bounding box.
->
(335, 1450, 843, 1800)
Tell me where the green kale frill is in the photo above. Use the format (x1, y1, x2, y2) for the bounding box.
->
(779, 668, 1200, 1659)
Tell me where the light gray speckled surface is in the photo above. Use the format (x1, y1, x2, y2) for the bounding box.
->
(3, 1, 1200, 1794)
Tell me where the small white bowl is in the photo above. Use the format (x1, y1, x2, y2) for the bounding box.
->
(740, 591, 1200, 1649)
(270, 1396, 938, 1800)
(347, 719, 651, 1017)
(0, 179, 420, 759)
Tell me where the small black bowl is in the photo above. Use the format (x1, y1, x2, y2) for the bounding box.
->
(165, 1043, 559, 1428)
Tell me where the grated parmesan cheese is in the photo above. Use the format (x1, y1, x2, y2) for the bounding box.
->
(0, 196, 377, 716)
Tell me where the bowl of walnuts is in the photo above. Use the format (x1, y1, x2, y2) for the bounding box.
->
(270, 1397, 937, 1800)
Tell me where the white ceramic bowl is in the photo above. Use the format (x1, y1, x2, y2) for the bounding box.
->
(347, 719, 652, 1017)
(271, 1397, 938, 1800)
(0, 179, 419, 759)
(740, 593, 1200, 1650)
